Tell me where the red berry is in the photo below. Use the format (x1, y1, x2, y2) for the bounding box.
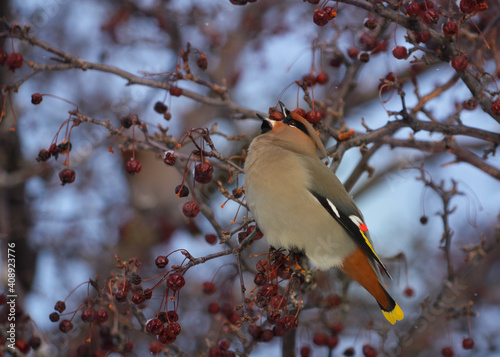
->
(420, 215, 428, 224)
(205, 233, 217, 245)
(167, 310, 179, 322)
(249, 325, 262, 339)
(416, 31, 431, 43)
(154, 101, 168, 114)
(165, 322, 181, 337)
(164, 152, 176, 165)
(155, 255, 169, 268)
(313, 333, 328, 346)
(208, 302, 220, 314)
(175, 184, 189, 197)
(324, 6, 337, 20)
(406, 2, 422, 16)
(59, 319, 73, 333)
(59, 168, 76, 185)
(460, 0, 476, 13)
(182, 201, 201, 218)
(392, 46, 407, 59)
(124, 341, 134, 352)
(491, 98, 500, 115)
(347, 47, 359, 58)
(443, 22, 458, 36)
(121, 115, 134, 128)
(260, 329, 274, 342)
(313, 10, 329, 26)
(331, 322, 343, 334)
(462, 337, 474, 350)
(125, 159, 142, 174)
(329, 57, 342, 67)
(359, 33, 377, 51)
(316, 72, 329, 84)
(81, 308, 95, 322)
(451, 56, 467, 71)
(169, 86, 183, 97)
(441, 346, 454, 357)
(404, 286, 415, 297)
(6, 52, 23, 71)
(167, 273, 186, 291)
(300, 346, 312, 357)
(95, 309, 109, 324)
(194, 162, 213, 184)
(15, 340, 30, 354)
(147, 318, 165, 335)
(305, 110, 322, 124)
(0, 49, 7, 65)
(327, 335, 339, 349)
(219, 340, 230, 351)
(149, 341, 164, 354)
(31, 93, 43, 105)
(423, 8, 439, 24)
(159, 329, 176, 344)
(131, 292, 146, 304)
(209, 347, 222, 357)
(202, 282, 217, 295)
(28, 336, 41, 350)
(362, 344, 377, 357)
(54, 301, 66, 313)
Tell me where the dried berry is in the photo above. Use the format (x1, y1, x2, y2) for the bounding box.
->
(269, 111, 285, 121)
(167, 310, 179, 322)
(443, 22, 458, 36)
(166, 273, 186, 291)
(175, 184, 189, 197)
(164, 152, 176, 166)
(423, 8, 439, 24)
(28, 336, 41, 350)
(392, 46, 407, 59)
(324, 6, 336, 20)
(197, 55, 208, 70)
(54, 301, 66, 313)
(36, 149, 51, 162)
(59, 319, 73, 333)
(49, 312, 60, 322)
(329, 57, 342, 67)
(313, 10, 329, 26)
(154, 101, 168, 114)
(364, 18, 377, 30)
(147, 318, 165, 335)
(359, 52, 370, 63)
(155, 255, 169, 268)
(182, 201, 200, 218)
(451, 56, 467, 71)
(121, 115, 134, 129)
(125, 159, 142, 175)
(6, 52, 23, 71)
(114, 290, 127, 302)
(313, 333, 328, 346)
(420, 215, 428, 224)
(194, 162, 213, 184)
(208, 302, 220, 314)
(15, 341, 30, 354)
(416, 31, 431, 43)
(131, 292, 146, 304)
(292, 108, 307, 118)
(31, 93, 43, 105)
(460, 0, 476, 13)
(362, 344, 377, 357)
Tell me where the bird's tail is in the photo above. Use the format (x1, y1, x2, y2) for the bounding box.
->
(341, 248, 404, 325)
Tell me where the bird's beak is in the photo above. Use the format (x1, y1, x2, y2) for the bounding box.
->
(278, 101, 290, 116)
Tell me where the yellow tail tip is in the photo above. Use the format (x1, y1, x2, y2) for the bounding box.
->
(382, 303, 404, 325)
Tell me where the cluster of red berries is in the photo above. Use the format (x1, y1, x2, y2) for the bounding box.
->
(36, 142, 76, 185)
(146, 313, 182, 345)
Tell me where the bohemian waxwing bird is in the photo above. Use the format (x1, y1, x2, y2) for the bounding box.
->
(244, 102, 404, 324)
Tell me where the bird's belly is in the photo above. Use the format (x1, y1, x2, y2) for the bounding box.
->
(246, 184, 357, 270)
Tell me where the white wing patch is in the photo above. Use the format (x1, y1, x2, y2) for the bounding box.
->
(326, 198, 340, 218)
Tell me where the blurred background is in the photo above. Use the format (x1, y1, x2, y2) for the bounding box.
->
(0, 0, 499, 356)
